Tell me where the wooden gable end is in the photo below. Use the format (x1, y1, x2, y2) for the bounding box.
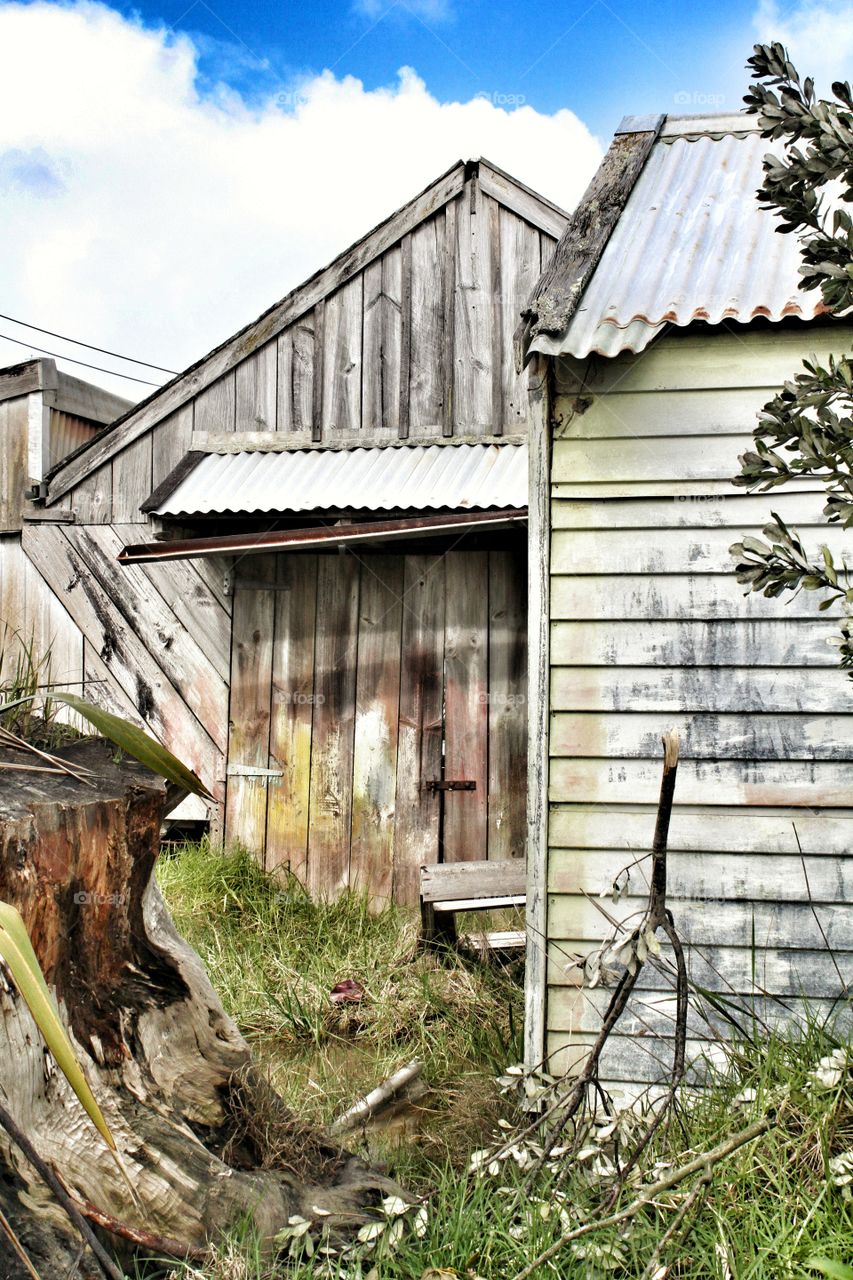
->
(46, 161, 567, 520)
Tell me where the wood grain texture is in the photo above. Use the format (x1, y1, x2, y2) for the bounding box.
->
(453, 181, 493, 434)
(306, 554, 360, 896)
(393, 554, 445, 904)
(277, 317, 315, 441)
(550, 618, 839, 668)
(487, 546, 527, 860)
(235, 341, 277, 431)
(362, 250, 402, 435)
(550, 664, 846, 714)
(194, 372, 236, 434)
(151, 406, 193, 489)
(110, 432, 152, 522)
(265, 555, 318, 880)
(408, 216, 445, 435)
(500, 212, 541, 431)
(225, 556, 275, 850)
(350, 557, 403, 905)
(321, 278, 363, 438)
(443, 551, 489, 862)
(0, 398, 29, 532)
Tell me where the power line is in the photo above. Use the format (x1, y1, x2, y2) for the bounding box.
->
(0, 332, 163, 387)
(0, 312, 177, 375)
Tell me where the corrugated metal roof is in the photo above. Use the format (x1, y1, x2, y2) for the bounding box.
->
(532, 128, 830, 360)
(152, 441, 528, 516)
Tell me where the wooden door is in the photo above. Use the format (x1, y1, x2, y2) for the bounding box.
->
(226, 542, 527, 904)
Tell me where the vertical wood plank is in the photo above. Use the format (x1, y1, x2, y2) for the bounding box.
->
(453, 178, 494, 434)
(311, 300, 325, 442)
(489, 197, 505, 435)
(350, 556, 404, 905)
(398, 234, 412, 440)
(225, 556, 275, 855)
(306, 554, 360, 897)
(266, 554, 318, 882)
(362, 248, 402, 436)
(0, 535, 26, 681)
(151, 406, 193, 489)
(68, 463, 113, 523)
(0, 400, 28, 531)
(236, 341, 277, 430)
(442, 200, 458, 437)
(321, 277, 363, 438)
(500, 212, 543, 432)
(487, 545, 528, 860)
(443, 550, 489, 862)
(277, 318, 315, 441)
(393, 554, 445, 903)
(408, 216, 445, 435)
(110, 433, 152, 522)
(195, 371, 236, 434)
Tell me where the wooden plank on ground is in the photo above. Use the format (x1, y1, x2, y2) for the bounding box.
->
(487, 546, 527, 860)
(225, 556, 275, 851)
(393, 554, 445, 903)
(443, 551, 489, 862)
(265, 554, 318, 881)
(306, 554, 360, 896)
(350, 556, 404, 904)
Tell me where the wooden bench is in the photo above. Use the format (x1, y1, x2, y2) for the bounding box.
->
(419, 859, 527, 950)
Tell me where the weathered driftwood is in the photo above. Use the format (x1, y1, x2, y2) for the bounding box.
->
(330, 1060, 423, 1136)
(0, 739, 396, 1278)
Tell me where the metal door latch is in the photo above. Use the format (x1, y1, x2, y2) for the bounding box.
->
(427, 779, 476, 792)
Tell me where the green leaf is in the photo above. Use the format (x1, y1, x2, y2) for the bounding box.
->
(0, 901, 116, 1151)
(804, 1259, 853, 1280)
(52, 692, 212, 800)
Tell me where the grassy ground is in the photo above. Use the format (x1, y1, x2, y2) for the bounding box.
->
(157, 841, 524, 1182)
(156, 844, 853, 1280)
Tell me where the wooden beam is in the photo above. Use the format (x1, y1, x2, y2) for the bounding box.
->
(515, 117, 664, 364)
(524, 355, 551, 1072)
(478, 160, 568, 240)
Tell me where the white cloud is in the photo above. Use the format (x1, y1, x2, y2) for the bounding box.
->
(753, 0, 853, 90)
(0, 1, 600, 403)
(353, 0, 455, 22)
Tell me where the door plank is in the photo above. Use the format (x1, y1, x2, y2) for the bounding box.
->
(350, 557, 404, 905)
(443, 551, 489, 862)
(265, 555, 318, 881)
(393, 554, 446, 903)
(307, 554, 360, 896)
(225, 556, 275, 851)
(487, 546, 527, 861)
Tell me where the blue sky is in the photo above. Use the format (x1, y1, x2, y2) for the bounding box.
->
(111, 0, 756, 135)
(0, 0, 849, 397)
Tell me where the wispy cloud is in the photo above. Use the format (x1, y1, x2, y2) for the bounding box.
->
(0, 1, 600, 399)
(754, 0, 853, 88)
(352, 0, 455, 23)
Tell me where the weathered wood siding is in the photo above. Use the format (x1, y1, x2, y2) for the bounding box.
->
(54, 169, 562, 520)
(226, 544, 527, 903)
(20, 523, 230, 807)
(544, 324, 853, 1082)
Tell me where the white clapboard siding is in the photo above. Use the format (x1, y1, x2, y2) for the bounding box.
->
(544, 322, 853, 1088)
(550, 619, 840, 667)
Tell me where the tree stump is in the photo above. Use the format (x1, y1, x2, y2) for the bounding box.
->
(0, 739, 395, 1278)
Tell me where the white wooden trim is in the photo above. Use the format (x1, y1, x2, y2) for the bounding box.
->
(26, 391, 49, 484)
(524, 355, 551, 1071)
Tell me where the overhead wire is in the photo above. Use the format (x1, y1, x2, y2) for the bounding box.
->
(0, 333, 165, 387)
(0, 311, 176, 374)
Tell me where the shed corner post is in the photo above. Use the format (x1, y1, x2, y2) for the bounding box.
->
(524, 352, 552, 1074)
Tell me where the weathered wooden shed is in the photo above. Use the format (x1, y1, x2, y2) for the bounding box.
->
(18, 159, 568, 903)
(518, 110, 853, 1085)
(0, 358, 130, 682)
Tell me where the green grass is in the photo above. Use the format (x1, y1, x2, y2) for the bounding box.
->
(157, 845, 853, 1280)
(157, 841, 524, 1177)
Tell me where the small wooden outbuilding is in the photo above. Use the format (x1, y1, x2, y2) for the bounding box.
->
(518, 111, 853, 1085)
(15, 159, 567, 904)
